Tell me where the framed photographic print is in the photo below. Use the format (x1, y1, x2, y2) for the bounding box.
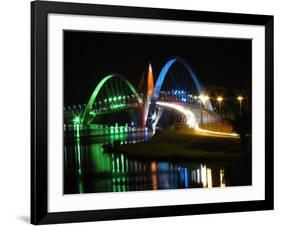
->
(31, 0, 274, 224)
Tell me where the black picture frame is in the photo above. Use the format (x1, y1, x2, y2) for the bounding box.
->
(31, 0, 274, 224)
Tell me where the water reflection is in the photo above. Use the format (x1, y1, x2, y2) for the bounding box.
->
(64, 126, 248, 194)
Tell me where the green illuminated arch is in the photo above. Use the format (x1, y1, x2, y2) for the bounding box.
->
(81, 74, 142, 125)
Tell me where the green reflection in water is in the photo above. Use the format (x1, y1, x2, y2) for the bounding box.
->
(71, 127, 154, 193)
(76, 140, 82, 174)
(89, 132, 127, 173)
(112, 154, 115, 173)
(89, 131, 128, 192)
(116, 157, 120, 173)
(74, 124, 82, 174)
(74, 123, 84, 193)
(78, 177, 84, 194)
(90, 144, 112, 172)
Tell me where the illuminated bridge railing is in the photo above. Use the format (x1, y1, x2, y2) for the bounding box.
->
(158, 91, 201, 105)
(64, 104, 86, 116)
(89, 103, 144, 116)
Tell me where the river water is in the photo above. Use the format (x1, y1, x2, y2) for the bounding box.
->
(64, 126, 251, 194)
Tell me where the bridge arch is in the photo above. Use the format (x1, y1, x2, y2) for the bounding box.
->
(81, 73, 142, 125)
(151, 57, 213, 111)
(146, 57, 213, 127)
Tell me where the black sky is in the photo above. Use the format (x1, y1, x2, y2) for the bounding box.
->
(64, 30, 251, 106)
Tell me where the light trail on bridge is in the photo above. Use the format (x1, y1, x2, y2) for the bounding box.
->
(156, 101, 239, 138)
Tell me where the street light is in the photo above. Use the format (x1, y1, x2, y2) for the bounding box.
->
(237, 96, 243, 116)
(216, 96, 223, 117)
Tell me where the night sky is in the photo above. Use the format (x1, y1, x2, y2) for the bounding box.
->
(64, 30, 252, 106)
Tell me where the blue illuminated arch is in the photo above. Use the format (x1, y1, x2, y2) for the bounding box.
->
(151, 57, 213, 111)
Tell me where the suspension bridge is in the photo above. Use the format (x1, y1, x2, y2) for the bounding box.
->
(64, 57, 238, 137)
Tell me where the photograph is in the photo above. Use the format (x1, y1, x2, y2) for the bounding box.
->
(29, 1, 274, 224)
(63, 30, 252, 194)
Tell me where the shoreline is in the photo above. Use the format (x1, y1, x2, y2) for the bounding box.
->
(117, 124, 250, 161)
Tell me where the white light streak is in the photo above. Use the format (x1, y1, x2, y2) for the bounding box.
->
(196, 127, 239, 137)
(156, 101, 198, 128)
(156, 101, 239, 138)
